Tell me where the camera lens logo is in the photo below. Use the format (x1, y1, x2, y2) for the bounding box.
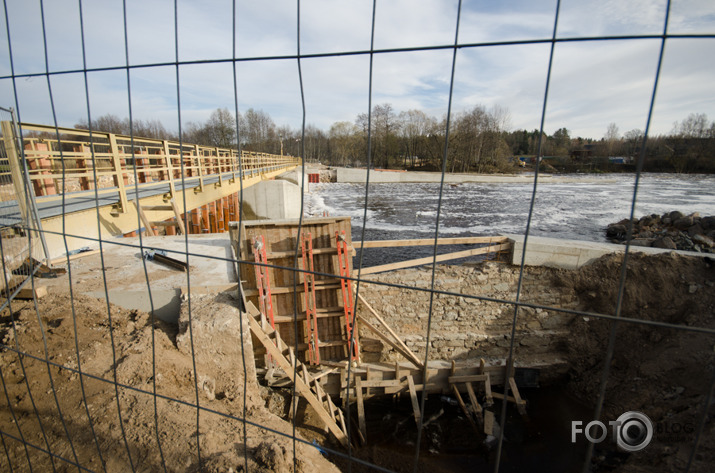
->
(615, 411, 653, 452)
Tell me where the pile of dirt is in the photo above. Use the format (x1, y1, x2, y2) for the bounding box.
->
(555, 252, 715, 472)
(0, 293, 339, 473)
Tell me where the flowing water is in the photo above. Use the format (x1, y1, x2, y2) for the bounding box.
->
(305, 173, 715, 267)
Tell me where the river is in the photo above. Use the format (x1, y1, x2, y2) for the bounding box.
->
(304, 173, 715, 266)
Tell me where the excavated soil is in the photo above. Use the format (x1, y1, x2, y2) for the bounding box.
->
(557, 252, 715, 472)
(0, 293, 339, 473)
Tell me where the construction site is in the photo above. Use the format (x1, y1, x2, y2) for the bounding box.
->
(0, 115, 713, 473)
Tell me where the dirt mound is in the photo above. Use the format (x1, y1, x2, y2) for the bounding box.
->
(555, 252, 715, 472)
(0, 293, 339, 473)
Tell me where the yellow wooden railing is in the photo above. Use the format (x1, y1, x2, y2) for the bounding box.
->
(2, 122, 300, 213)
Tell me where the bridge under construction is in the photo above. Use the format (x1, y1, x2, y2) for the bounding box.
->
(0, 120, 299, 261)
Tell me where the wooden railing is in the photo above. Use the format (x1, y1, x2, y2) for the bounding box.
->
(2, 122, 300, 213)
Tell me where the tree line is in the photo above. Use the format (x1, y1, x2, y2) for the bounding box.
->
(75, 108, 715, 174)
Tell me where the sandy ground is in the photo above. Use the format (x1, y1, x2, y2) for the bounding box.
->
(0, 292, 340, 473)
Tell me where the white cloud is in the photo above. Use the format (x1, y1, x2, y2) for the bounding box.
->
(1, 0, 713, 139)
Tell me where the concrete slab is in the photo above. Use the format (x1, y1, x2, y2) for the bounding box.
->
(37, 234, 236, 322)
(506, 234, 710, 269)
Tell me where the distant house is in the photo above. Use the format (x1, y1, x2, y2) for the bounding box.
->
(570, 144, 596, 159)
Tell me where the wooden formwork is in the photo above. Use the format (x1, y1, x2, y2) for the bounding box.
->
(229, 217, 357, 365)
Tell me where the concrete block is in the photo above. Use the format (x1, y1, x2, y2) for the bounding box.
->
(241, 180, 301, 220)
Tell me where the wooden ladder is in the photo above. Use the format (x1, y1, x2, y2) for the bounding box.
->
(245, 301, 349, 447)
(135, 198, 186, 236)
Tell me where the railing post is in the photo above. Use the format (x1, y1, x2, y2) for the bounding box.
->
(194, 144, 204, 192)
(215, 146, 222, 187)
(163, 140, 176, 198)
(109, 133, 129, 213)
(1, 120, 29, 224)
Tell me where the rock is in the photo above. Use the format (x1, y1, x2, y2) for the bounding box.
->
(630, 239, 652, 247)
(669, 211, 684, 221)
(693, 234, 714, 248)
(652, 237, 677, 250)
(687, 224, 704, 237)
(606, 224, 627, 238)
(674, 216, 694, 230)
(701, 216, 715, 230)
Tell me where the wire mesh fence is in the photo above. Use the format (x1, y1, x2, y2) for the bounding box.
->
(1, 1, 714, 472)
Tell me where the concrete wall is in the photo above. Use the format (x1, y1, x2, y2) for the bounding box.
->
(507, 234, 708, 270)
(335, 167, 611, 184)
(241, 179, 302, 220)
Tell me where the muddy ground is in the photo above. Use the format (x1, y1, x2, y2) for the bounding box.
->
(0, 252, 713, 472)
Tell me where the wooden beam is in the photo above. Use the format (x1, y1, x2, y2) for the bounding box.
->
(356, 293, 424, 369)
(451, 384, 479, 435)
(6, 285, 48, 300)
(353, 236, 508, 248)
(135, 200, 157, 236)
(359, 242, 511, 275)
(509, 377, 528, 416)
(407, 375, 421, 424)
(448, 374, 489, 384)
(170, 198, 186, 235)
(465, 382, 484, 426)
(484, 410, 494, 436)
(355, 376, 367, 442)
(48, 249, 101, 266)
(356, 313, 422, 369)
(246, 302, 348, 447)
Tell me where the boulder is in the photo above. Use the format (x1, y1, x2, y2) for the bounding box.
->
(693, 234, 714, 248)
(669, 210, 684, 221)
(652, 237, 677, 250)
(674, 216, 694, 230)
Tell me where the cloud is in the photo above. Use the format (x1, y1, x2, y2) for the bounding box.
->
(0, 0, 713, 139)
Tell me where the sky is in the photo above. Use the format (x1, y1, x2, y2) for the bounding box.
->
(0, 0, 714, 140)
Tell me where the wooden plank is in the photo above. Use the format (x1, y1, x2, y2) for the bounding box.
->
(1, 121, 29, 224)
(484, 372, 493, 406)
(359, 242, 511, 275)
(48, 249, 101, 266)
(451, 384, 479, 435)
(356, 313, 423, 369)
(10, 285, 47, 300)
(135, 201, 157, 236)
(407, 374, 422, 425)
(353, 236, 509, 248)
(142, 205, 174, 211)
(509, 377, 527, 416)
(355, 376, 367, 442)
(356, 294, 424, 369)
(246, 302, 348, 447)
(484, 410, 494, 436)
(465, 382, 484, 425)
(448, 374, 489, 384)
(490, 392, 519, 404)
(407, 375, 421, 424)
(242, 283, 341, 297)
(267, 247, 343, 259)
(170, 198, 186, 235)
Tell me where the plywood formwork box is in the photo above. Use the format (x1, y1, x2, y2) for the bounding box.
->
(229, 217, 356, 366)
